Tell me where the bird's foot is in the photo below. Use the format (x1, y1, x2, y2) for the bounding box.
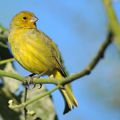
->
(23, 72, 48, 89)
(31, 74, 43, 89)
(23, 75, 35, 89)
(33, 71, 48, 89)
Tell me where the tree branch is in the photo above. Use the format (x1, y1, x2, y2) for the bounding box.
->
(0, 31, 113, 86)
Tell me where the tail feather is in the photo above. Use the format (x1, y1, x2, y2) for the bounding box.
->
(53, 70, 78, 114)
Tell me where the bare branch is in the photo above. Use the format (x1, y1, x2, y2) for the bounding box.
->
(0, 31, 113, 86)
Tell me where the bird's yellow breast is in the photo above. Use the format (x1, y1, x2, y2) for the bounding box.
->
(8, 28, 56, 74)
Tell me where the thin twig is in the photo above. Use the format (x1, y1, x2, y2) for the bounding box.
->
(0, 58, 14, 65)
(9, 86, 59, 109)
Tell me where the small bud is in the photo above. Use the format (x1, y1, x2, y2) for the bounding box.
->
(27, 110, 36, 116)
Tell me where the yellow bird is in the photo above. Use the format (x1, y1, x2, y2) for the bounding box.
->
(8, 11, 78, 114)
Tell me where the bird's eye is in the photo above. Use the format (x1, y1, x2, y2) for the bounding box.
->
(23, 17, 27, 20)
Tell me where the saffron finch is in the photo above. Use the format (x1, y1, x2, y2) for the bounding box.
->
(8, 11, 78, 114)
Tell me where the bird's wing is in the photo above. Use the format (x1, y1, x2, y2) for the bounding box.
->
(39, 30, 68, 77)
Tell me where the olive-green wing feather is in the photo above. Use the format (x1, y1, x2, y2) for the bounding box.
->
(39, 30, 69, 77)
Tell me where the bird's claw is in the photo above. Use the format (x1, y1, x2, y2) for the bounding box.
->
(23, 76, 34, 88)
(23, 75, 43, 89)
(31, 84, 36, 89)
(38, 83, 42, 89)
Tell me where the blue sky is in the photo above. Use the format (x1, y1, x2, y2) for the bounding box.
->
(1, 0, 120, 120)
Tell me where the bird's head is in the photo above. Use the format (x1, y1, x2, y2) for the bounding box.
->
(10, 11, 38, 29)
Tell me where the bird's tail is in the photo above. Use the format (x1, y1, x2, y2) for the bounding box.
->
(53, 70, 78, 114)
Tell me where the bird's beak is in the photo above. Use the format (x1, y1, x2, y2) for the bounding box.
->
(30, 16, 39, 22)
